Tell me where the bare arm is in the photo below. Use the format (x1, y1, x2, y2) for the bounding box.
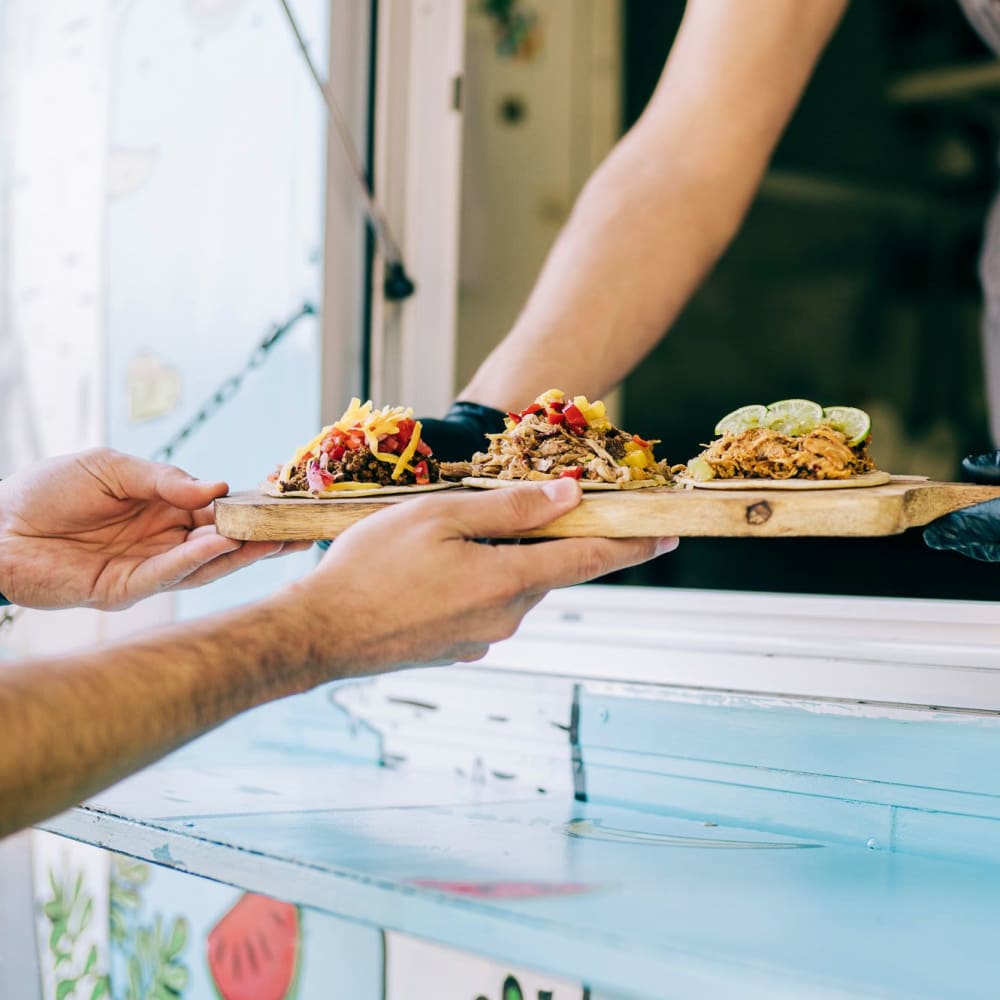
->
(461, 0, 848, 411)
(0, 597, 311, 834)
(0, 479, 673, 835)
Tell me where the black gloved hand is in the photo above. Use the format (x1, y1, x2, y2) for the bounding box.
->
(316, 401, 506, 551)
(923, 451, 1000, 562)
(960, 450, 1000, 484)
(416, 400, 508, 462)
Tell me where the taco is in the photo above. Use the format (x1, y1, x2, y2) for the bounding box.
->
(440, 389, 675, 489)
(265, 398, 448, 498)
(686, 399, 884, 488)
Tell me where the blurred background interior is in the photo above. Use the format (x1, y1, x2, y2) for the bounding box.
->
(458, 0, 1000, 599)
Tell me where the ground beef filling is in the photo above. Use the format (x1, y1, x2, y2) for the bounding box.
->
(280, 449, 440, 492)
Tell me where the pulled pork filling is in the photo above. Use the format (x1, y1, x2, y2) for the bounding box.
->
(696, 425, 874, 480)
(440, 411, 673, 485)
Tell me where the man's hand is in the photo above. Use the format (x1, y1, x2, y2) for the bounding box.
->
(285, 478, 677, 678)
(0, 448, 308, 610)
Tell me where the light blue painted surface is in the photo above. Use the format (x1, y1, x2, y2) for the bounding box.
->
(99, 795, 1000, 999)
(163, 681, 383, 769)
(578, 691, 1000, 796)
(47, 674, 1000, 1000)
(576, 689, 1000, 864)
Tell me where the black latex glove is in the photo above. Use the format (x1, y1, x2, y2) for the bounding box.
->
(923, 451, 1000, 562)
(416, 400, 508, 461)
(316, 401, 506, 551)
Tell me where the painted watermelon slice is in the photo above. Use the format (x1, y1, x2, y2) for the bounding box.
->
(207, 893, 299, 1000)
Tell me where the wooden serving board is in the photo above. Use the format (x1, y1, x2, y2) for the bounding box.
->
(214, 477, 1000, 541)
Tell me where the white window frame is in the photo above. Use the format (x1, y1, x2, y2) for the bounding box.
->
(320, 0, 375, 419)
(367, 0, 466, 416)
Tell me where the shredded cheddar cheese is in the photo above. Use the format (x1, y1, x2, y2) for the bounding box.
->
(291, 425, 335, 465)
(392, 420, 423, 480)
(283, 398, 420, 471)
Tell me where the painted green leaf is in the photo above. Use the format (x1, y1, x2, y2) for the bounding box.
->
(83, 944, 97, 976)
(55, 978, 76, 1000)
(89, 978, 109, 1000)
(128, 954, 142, 1000)
(117, 860, 149, 884)
(43, 901, 65, 921)
(79, 897, 94, 934)
(48, 869, 61, 899)
(136, 926, 155, 967)
(502, 975, 524, 1000)
(54, 951, 73, 968)
(115, 888, 141, 909)
(163, 917, 188, 959)
(72, 872, 83, 903)
(49, 921, 67, 951)
(160, 962, 189, 991)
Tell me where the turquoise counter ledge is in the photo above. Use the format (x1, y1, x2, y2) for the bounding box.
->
(26, 587, 1000, 999)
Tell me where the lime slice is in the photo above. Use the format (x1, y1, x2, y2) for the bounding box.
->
(686, 456, 716, 481)
(714, 404, 768, 437)
(822, 405, 871, 445)
(765, 398, 823, 436)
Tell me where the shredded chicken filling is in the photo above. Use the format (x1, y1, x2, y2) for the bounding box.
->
(696, 425, 874, 480)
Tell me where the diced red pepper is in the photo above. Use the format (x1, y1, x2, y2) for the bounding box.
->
(632, 434, 650, 448)
(519, 403, 543, 417)
(547, 410, 565, 425)
(548, 401, 565, 413)
(396, 419, 414, 446)
(559, 466, 583, 479)
(563, 403, 587, 431)
(413, 460, 430, 485)
(507, 411, 522, 424)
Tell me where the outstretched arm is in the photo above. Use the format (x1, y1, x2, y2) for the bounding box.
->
(0, 478, 674, 835)
(460, 0, 847, 411)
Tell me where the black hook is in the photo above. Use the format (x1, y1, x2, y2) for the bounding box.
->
(384, 260, 416, 301)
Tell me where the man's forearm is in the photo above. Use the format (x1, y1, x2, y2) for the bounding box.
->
(0, 594, 319, 836)
(460, 0, 847, 413)
(461, 128, 750, 411)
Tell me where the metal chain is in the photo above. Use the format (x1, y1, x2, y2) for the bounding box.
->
(0, 300, 317, 635)
(151, 300, 315, 463)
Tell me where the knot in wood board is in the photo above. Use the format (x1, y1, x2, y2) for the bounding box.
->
(745, 500, 773, 526)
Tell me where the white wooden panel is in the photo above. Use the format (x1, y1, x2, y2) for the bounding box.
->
(371, 0, 465, 413)
(475, 585, 1000, 709)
